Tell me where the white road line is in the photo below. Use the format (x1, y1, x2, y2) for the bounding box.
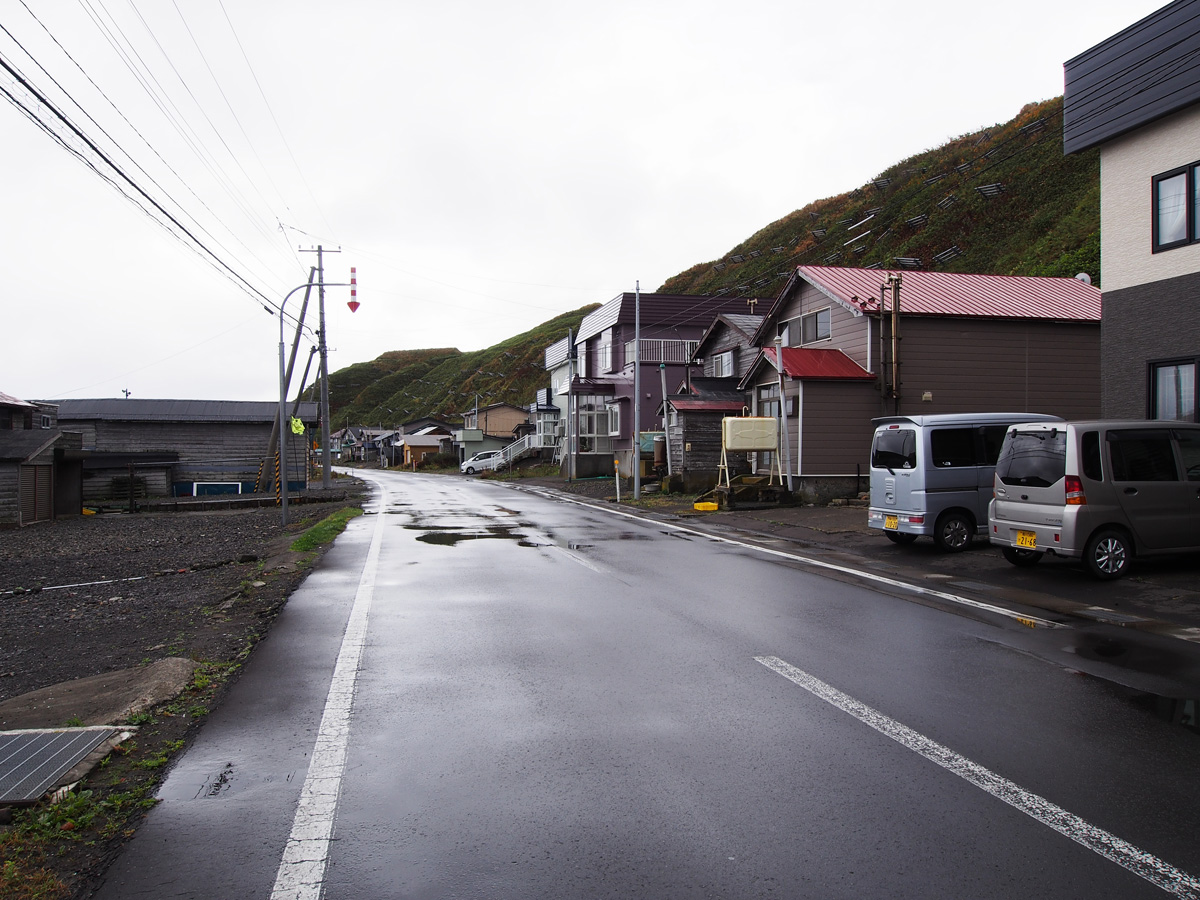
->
(524, 487, 1063, 630)
(755, 655, 1200, 899)
(270, 498, 386, 900)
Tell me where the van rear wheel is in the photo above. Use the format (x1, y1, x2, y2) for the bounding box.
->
(934, 511, 973, 552)
(1084, 528, 1132, 580)
(1002, 546, 1043, 567)
(884, 531, 918, 545)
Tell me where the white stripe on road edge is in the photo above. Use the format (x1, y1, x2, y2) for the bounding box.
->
(755, 655, 1200, 899)
(523, 487, 1063, 630)
(270, 499, 386, 900)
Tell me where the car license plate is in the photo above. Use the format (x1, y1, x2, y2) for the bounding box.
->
(1015, 530, 1038, 549)
(884, 515, 899, 530)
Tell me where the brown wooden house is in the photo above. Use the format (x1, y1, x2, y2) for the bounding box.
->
(741, 266, 1102, 500)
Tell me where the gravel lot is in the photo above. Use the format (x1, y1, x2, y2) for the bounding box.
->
(0, 499, 359, 706)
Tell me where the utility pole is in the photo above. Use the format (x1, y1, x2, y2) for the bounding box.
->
(302, 245, 340, 489)
(633, 281, 641, 500)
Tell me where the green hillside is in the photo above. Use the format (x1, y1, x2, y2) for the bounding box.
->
(322, 305, 598, 428)
(660, 97, 1098, 296)
(323, 96, 1097, 428)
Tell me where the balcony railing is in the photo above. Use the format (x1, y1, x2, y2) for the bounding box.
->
(623, 339, 699, 365)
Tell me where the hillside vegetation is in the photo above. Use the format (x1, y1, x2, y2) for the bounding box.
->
(325, 96, 1096, 427)
(323, 306, 597, 427)
(661, 97, 1097, 297)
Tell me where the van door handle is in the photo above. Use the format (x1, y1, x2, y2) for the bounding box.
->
(1124, 487, 1138, 495)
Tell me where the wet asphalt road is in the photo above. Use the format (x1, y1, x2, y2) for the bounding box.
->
(93, 472, 1200, 899)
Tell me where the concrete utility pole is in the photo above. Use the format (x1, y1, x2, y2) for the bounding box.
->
(774, 336, 793, 492)
(302, 246, 340, 489)
(633, 281, 641, 500)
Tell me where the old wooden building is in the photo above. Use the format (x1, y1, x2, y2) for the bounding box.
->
(54, 398, 319, 501)
(0, 393, 83, 527)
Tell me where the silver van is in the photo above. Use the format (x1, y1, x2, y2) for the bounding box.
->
(868, 413, 1062, 552)
(989, 420, 1200, 579)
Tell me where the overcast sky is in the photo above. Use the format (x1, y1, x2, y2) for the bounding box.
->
(0, 0, 1166, 403)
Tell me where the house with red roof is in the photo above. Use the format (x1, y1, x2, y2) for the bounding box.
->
(739, 266, 1102, 499)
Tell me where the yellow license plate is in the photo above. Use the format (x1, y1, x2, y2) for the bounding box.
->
(884, 515, 899, 530)
(1015, 530, 1038, 549)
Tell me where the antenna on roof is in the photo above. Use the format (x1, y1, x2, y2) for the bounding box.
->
(1074, 272, 1092, 285)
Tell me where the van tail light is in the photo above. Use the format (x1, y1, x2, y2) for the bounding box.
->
(1065, 475, 1087, 506)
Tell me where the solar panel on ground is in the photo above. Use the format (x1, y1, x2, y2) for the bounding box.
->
(0, 728, 128, 805)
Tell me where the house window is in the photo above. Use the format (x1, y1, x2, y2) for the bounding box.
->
(713, 350, 734, 377)
(1152, 359, 1197, 421)
(1152, 163, 1200, 251)
(40, 415, 51, 429)
(778, 319, 795, 347)
(756, 383, 780, 467)
(801, 308, 831, 344)
(599, 328, 614, 372)
(606, 403, 621, 437)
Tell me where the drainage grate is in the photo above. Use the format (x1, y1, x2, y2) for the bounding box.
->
(0, 727, 127, 804)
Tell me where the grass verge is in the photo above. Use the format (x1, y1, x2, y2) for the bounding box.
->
(289, 507, 364, 553)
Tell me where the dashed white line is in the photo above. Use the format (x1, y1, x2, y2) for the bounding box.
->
(756, 655, 1200, 899)
(270, 495, 386, 900)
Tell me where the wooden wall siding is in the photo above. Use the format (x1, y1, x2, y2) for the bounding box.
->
(777, 281, 871, 367)
(84, 421, 310, 490)
(796, 382, 880, 475)
(701, 326, 756, 378)
(895, 319, 1101, 419)
(475, 407, 528, 437)
(668, 413, 727, 473)
(0, 467, 18, 526)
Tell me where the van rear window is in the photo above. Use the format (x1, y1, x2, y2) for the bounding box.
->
(996, 430, 1066, 487)
(872, 428, 916, 470)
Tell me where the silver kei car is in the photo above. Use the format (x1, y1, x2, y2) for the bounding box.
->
(988, 420, 1200, 579)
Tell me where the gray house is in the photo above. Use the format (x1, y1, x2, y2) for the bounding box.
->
(1064, 0, 1200, 421)
(742, 266, 1102, 499)
(54, 398, 319, 501)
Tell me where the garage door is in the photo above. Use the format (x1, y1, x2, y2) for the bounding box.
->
(19, 464, 52, 525)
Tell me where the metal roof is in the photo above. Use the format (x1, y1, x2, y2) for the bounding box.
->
(52, 399, 320, 423)
(668, 398, 746, 413)
(694, 313, 764, 357)
(795, 266, 1100, 321)
(770, 347, 876, 380)
(0, 391, 37, 409)
(1064, 0, 1200, 154)
(0, 431, 66, 464)
(576, 293, 768, 344)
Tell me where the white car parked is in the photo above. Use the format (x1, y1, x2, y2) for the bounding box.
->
(460, 450, 504, 474)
